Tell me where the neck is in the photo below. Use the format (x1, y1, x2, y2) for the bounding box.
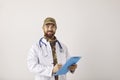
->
(44, 36, 56, 42)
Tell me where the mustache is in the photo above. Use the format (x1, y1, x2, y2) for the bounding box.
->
(47, 31, 53, 32)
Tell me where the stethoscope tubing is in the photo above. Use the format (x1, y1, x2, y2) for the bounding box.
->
(39, 37, 63, 50)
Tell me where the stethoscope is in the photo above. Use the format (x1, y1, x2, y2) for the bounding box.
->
(39, 37, 63, 53)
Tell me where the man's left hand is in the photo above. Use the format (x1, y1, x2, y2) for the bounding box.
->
(69, 64, 77, 73)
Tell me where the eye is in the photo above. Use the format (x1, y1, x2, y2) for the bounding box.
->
(45, 24, 49, 26)
(51, 24, 55, 26)
(45, 24, 49, 28)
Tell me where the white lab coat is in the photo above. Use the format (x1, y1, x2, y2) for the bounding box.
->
(27, 38, 70, 80)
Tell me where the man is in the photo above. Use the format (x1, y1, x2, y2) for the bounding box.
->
(27, 17, 77, 80)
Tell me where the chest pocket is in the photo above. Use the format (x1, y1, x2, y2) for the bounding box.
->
(56, 47, 67, 65)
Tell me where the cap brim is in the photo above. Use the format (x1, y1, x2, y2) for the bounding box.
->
(45, 22, 55, 25)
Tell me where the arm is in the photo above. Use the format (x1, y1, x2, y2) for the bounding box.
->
(62, 43, 77, 73)
(27, 44, 53, 77)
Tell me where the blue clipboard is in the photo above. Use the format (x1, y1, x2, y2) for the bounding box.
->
(54, 56, 81, 75)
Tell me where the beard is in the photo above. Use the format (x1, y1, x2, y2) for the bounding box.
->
(44, 31, 55, 39)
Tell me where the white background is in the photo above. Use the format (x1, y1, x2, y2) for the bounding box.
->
(0, 0, 120, 80)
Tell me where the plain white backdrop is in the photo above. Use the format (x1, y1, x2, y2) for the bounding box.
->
(0, 0, 120, 80)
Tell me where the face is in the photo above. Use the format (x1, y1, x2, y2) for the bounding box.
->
(43, 23, 56, 38)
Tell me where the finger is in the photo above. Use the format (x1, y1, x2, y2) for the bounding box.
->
(71, 64, 77, 68)
(58, 64, 62, 67)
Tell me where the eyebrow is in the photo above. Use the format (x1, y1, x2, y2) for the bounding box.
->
(46, 23, 55, 25)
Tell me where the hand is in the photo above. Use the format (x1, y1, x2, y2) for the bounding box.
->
(52, 64, 62, 74)
(69, 64, 77, 73)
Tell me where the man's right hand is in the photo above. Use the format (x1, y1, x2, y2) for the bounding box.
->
(52, 64, 62, 74)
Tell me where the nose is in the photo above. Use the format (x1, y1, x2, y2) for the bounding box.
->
(48, 26, 52, 30)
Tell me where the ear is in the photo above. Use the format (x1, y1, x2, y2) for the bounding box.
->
(42, 26, 44, 30)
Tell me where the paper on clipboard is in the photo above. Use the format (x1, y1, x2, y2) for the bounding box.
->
(54, 56, 81, 75)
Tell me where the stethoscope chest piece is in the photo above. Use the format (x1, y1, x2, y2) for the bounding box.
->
(59, 48, 63, 53)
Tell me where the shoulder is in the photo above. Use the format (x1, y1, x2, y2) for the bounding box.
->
(30, 40, 40, 50)
(28, 40, 40, 55)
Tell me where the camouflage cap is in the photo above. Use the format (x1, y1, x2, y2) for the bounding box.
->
(43, 17, 57, 27)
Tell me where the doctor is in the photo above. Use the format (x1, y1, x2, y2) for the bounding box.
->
(27, 17, 77, 80)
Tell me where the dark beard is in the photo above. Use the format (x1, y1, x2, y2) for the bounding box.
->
(44, 31, 55, 39)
